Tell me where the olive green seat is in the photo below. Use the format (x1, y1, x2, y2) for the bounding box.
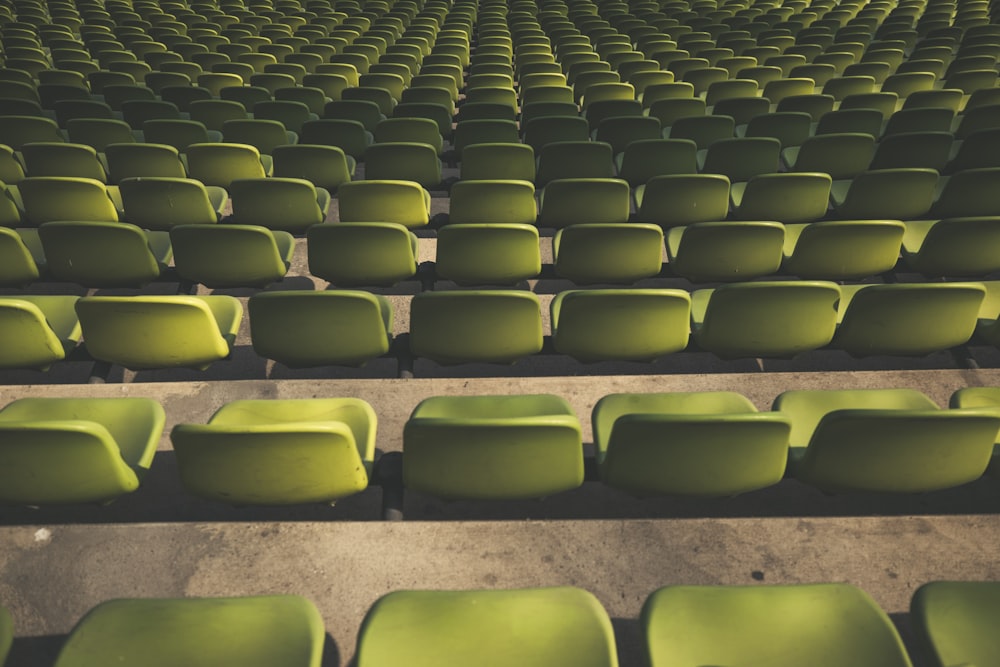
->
(337, 180, 430, 229)
(119, 177, 227, 230)
(104, 143, 188, 184)
(409, 291, 543, 365)
(374, 117, 444, 155)
(950, 386, 1000, 478)
(0, 397, 164, 505)
(833, 283, 985, 357)
(402, 395, 583, 499)
(221, 119, 297, 155)
(783, 219, 905, 279)
(910, 581, 1000, 667)
(363, 142, 443, 187)
(184, 143, 271, 189)
(642, 583, 912, 667)
(697, 136, 781, 181)
(308, 222, 417, 286)
(616, 139, 699, 187)
(227, 178, 330, 233)
(0, 296, 81, 370)
(142, 119, 223, 151)
(0, 116, 66, 150)
(38, 221, 172, 288)
(0, 605, 10, 665)
(170, 225, 293, 288)
(535, 140, 616, 186)
(902, 217, 1000, 277)
(459, 143, 536, 181)
(20, 142, 108, 182)
(356, 587, 616, 667)
(65, 118, 137, 152)
(667, 220, 784, 282)
(448, 180, 537, 225)
(537, 178, 631, 227)
(172, 398, 376, 504)
(271, 145, 355, 191)
(774, 388, 1000, 492)
(593, 392, 791, 496)
(929, 168, 1000, 219)
(248, 290, 391, 367)
(436, 224, 541, 285)
(17, 177, 120, 225)
(0, 227, 42, 286)
(553, 223, 664, 284)
(829, 168, 938, 221)
(54, 596, 324, 667)
(299, 119, 373, 161)
(635, 174, 731, 228)
(780, 133, 875, 179)
(730, 172, 832, 223)
(76, 296, 242, 371)
(691, 281, 841, 358)
(552, 289, 691, 362)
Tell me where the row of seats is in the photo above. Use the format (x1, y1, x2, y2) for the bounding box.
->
(3, 387, 1000, 507)
(7, 282, 1000, 373)
(1, 581, 997, 667)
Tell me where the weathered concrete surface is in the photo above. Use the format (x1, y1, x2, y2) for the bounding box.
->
(1, 516, 997, 667)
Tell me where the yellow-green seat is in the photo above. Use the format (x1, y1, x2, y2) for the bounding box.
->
(142, 119, 223, 151)
(104, 143, 188, 184)
(553, 223, 664, 284)
(0, 397, 164, 505)
(833, 283, 985, 356)
(930, 168, 1000, 219)
(829, 168, 938, 221)
(337, 180, 430, 228)
(402, 395, 584, 499)
(667, 220, 784, 282)
(730, 172, 832, 223)
(271, 145, 355, 192)
(76, 295, 242, 371)
(248, 290, 391, 367)
(775, 388, 1000, 492)
(357, 587, 616, 667)
(170, 224, 293, 288)
(38, 221, 171, 288)
(950, 386, 1000, 478)
(537, 178, 631, 227)
(0, 115, 66, 150)
(17, 176, 120, 225)
(535, 140, 615, 186)
(227, 177, 330, 233)
(616, 139, 698, 187)
(307, 222, 417, 286)
(184, 142, 271, 189)
(409, 291, 543, 365)
(593, 391, 791, 496)
(0, 605, 10, 666)
(172, 398, 376, 504)
(635, 174, 731, 228)
(552, 289, 690, 362)
(436, 223, 541, 285)
(0, 296, 81, 370)
(119, 177, 227, 230)
(783, 219, 905, 279)
(642, 583, 913, 667)
(20, 142, 108, 182)
(363, 142, 443, 187)
(448, 179, 537, 225)
(697, 136, 781, 181)
(459, 142, 536, 181)
(374, 117, 445, 155)
(911, 581, 1000, 667)
(0, 227, 42, 286)
(691, 281, 841, 358)
(54, 596, 325, 667)
(781, 133, 875, 179)
(300, 119, 374, 161)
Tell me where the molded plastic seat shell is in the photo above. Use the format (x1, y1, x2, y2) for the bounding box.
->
(337, 180, 430, 228)
(307, 223, 417, 286)
(436, 224, 541, 285)
(783, 219, 905, 280)
(553, 223, 664, 284)
(910, 581, 1000, 667)
(170, 225, 293, 288)
(0, 295, 82, 370)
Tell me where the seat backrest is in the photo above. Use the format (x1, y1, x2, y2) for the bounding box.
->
(228, 177, 326, 232)
(18, 176, 120, 225)
(911, 581, 1000, 667)
(307, 222, 416, 286)
(185, 143, 268, 188)
(38, 221, 163, 288)
(170, 224, 289, 289)
(337, 180, 430, 228)
(0, 296, 79, 369)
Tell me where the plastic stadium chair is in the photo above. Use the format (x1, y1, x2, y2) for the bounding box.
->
(944, 128, 1000, 173)
(829, 168, 938, 221)
(20, 142, 108, 182)
(781, 133, 874, 179)
(691, 281, 841, 358)
(104, 143, 188, 183)
(189, 99, 250, 133)
(739, 111, 813, 149)
(307, 223, 417, 287)
(642, 583, 912, 667)
(0, 145, 25, 184)
(635, 174, 731, 227)
(902, 217, 1000, 278)
(552, 223, 663, 284)
(65, 118, 137, 151)
(172, 398, 376, 504)
(356, 587, 616, 667)
(667, 221, 785, 282)
(270, 145, 354, 192)
(668, 114, 735, 149)
(436, 224, 541, 285)
(535, 141, 615, 186)
(833, 283, 985, 357)
(451, 120, 521, 159)
(910, 581, 1000, 667)
(170, 225, 293, 288)
(0, 397, 165, 505)
(337, 180, 430, 229)
(592, 392, 791, 496)
(538, 178, 631, 227)
(184, 143, 270, 188)
(0, 605, 9, 665)
(0, 228, 41, 286)
(17, 177, 120, 225)
(448, 180, 537, 225)
(75, 295, 242, 371)
(374, 117, 444, 155)
(552, 289, 690, 362)
(814, 108, 884, 138)
(402, 395, 583, 499)
(299, 119, 373, 161)
(38, 221, 171, 288)
(616, 139, 698, 186)
(782, 219, 905, 280)
(119, 177, 226, 230)
(522, 116, 592, 152)
(222, 118, 297, 154)
(0, 296, 82, 370)
(881, 108, 955, 136)
(53, 596, 325, 667)
(868, 131, 953, 171)
(697, 136, 780, 181)
(141, 119, 222, 151)
(253, 100, 317, 134)
(409, 291, 543, 365)
(775, 388, 1000, 492)
(731, 172, 832, 224)
(226, 178, 329, 234)
(950, 386, 1000, 477)
(929, 168, 1000, 219)
(363, 142, 443, 188)
(460, 143, 536, 181)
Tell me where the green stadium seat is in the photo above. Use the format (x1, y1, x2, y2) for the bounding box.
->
(635, 174, 731, 227)
(0, 296, 82, 370)
(448, 180, 537, 225)
(17, 176, 120, 225)
(902, 217, 1000, 278)
(307, 222, 417, 287)
(170, 224, 293, 288)
(782, 219, 905, 280)
(731, 172, 832, 223)
(552, 223, 664, 284)
(184, 143, 271, 188)
(435, 224, 541, 285)
(538, 178, 631, 227)
(337, 180, 430, 229)
(910, 581, 1000, 667)
(271, 145, 354, 191)
(119, 177, 226, 230)
(667, 220, 785, 282)
(38, 221, 171, 288)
